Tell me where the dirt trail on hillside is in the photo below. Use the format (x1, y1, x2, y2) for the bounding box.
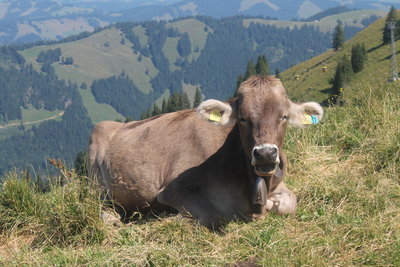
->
(0, 111, 64, 130)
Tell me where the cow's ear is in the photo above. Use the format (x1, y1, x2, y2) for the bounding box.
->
(196, 99, 237, 126)
(289, 101, 323, 127)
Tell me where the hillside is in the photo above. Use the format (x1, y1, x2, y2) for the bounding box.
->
(15, 16, 334, 123)
(0, 0, 390, 44)
(280, 15, 399, 103)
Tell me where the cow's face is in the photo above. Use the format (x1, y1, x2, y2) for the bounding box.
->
(197, 76, 323, 177)
(236, 77, 290, 176)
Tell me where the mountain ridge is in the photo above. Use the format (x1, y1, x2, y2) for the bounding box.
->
(0, 0, 393, 44)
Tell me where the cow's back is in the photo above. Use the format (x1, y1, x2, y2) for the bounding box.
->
(102, 110, 233, 212)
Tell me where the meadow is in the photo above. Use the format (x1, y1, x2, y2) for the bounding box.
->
(0, 81, 399, 266)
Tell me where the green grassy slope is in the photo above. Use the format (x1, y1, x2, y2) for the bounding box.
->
(280, 16, 395, 103)
(19, 27, 160, 123)
(17, 20, 210, 124)
(162, 19, 210, 72)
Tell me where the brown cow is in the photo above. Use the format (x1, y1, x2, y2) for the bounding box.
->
(88, 76, 323, 228)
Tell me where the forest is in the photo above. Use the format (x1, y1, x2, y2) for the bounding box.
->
(0, 47, 92, 176)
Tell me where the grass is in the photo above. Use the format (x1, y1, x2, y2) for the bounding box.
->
(0, 80, 399, 266)
(280, 15, 395, 103)
(78, 89, 123, 124)
(162, 19, 211, 72)
(133, 25, 149, 48)
(167, 19, 211, 62)
(162, 37, 181, 72)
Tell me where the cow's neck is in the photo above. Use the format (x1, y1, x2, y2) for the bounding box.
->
(224, 125, 287, 215)
(213, 124, 255, 179)
(213, 125, 266, 210)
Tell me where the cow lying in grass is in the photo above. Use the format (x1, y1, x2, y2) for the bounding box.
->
(88, 76, 323, 228)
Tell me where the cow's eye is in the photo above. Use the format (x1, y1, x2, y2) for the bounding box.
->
(238, 117, 246, 124)
(281, 115, 289, 121)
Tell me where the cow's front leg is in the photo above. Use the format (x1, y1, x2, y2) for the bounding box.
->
(266, 182, 297, 215)
(157, 178, 223, 229)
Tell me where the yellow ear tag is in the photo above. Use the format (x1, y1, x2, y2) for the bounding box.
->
(209, 110, 222, 122)
(301, 114, 319, 125)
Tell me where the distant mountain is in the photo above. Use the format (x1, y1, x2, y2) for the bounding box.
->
(0, 0, 394, 44)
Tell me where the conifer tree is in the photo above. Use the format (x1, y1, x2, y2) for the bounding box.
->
(175, 92, 183, 111)
(351, 43, 367, 73)
(168, 92, 183, 112)
(331, 55, 353, 96)
(332, 21, 345, 51)
(161, 98, 167, 113)
(182, 92, 191, 109)
(245, 60, 256, 79)
(383, 6, 397, 45)
(152, 104, 161, 116)
(193, 87, 202, 108)
(177, 33, 191, 57)
(166, 97, 172, 113)
(255, 55, 269, 75)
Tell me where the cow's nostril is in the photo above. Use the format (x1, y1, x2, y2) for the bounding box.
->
(253, 148, 262, 159)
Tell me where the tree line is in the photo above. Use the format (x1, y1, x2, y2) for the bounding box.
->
(0, 47, 91, 175)
(140, 88, 202, 119)
(0, 63, 76, 122)
(98, 16, 335, 119)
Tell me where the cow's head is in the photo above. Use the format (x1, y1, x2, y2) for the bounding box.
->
(197, 76, 323, 177)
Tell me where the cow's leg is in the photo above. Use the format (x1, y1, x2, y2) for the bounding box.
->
(157, 183, 223, 229)
(266, 182, 297, 215)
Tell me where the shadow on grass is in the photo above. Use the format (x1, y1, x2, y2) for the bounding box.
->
(320, 87, 334, 94)
(368, 43, 384, 53)
(379, 50, 400, 61)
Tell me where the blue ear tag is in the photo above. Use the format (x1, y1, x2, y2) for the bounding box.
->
(311, 115, 319, 124)
(301, 114, 319, 125)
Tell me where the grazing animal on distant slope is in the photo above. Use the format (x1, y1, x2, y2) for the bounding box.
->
(88, 76, 323, 228)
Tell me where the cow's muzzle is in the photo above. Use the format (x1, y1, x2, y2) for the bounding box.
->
(251, 144, 280, 176)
